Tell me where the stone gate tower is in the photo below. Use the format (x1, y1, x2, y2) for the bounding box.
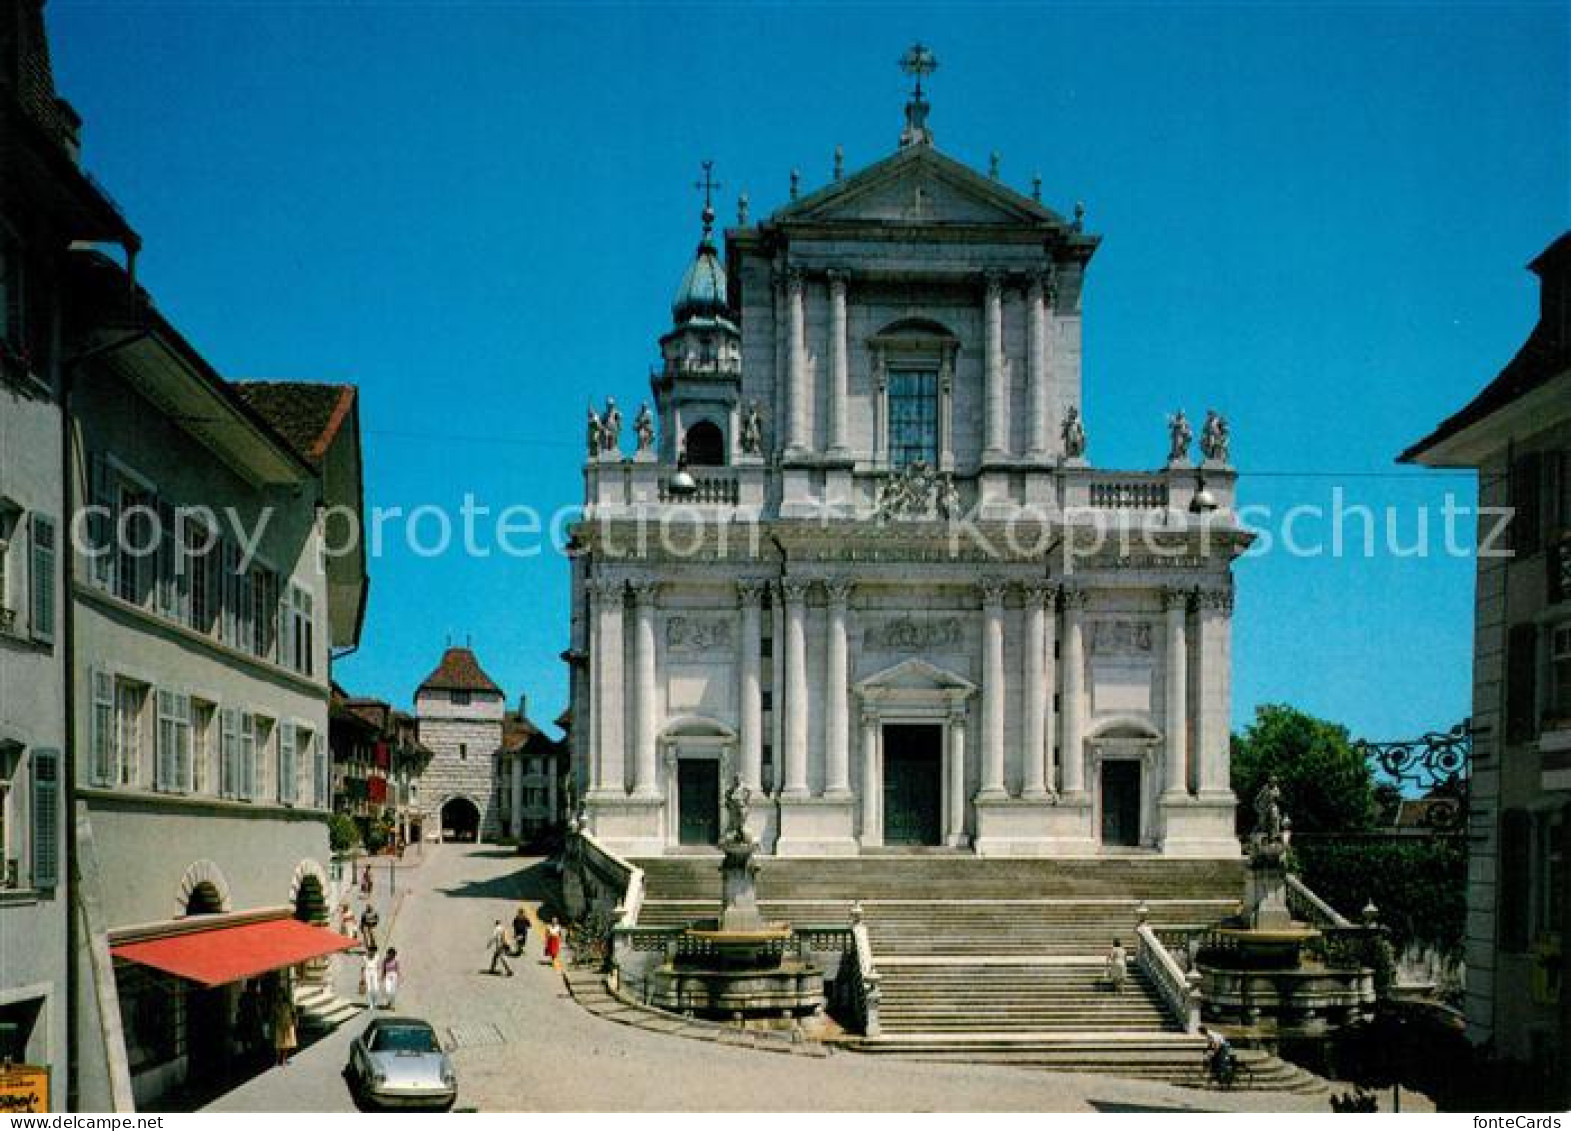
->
(414, 646, 505, 840)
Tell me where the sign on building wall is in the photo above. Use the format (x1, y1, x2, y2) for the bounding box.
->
(0, 1063, 50, 1113)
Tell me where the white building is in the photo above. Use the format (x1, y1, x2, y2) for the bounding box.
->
(571, 77, 1248, 860)
(1402, 230, 1571, 1101)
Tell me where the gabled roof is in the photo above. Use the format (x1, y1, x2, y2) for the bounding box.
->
(1401, 232, 1571, 466)
(231, 383, 358, 468)
(416, 647, 503, 696)
(765, 142, 1084, 240)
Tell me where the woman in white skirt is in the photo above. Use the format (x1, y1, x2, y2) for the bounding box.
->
(380, 948, 401, 1009)
(361, 946, 382, 1009)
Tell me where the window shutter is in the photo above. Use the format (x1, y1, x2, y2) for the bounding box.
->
(220, 708, 238, 798)
(1511, 453, 1543, 557)
(1500, 807, 1532, 953)
(91, 670, 114, 785)
(240, 713, 255, 800)
(156, 689, 175, 791)
(31, 748, 59, 890)
(1505, 623, 1540, 743)
(28, 513, 55, 644)
(315, 733, 328, 809)
(279, 721, 295, 805)
(176, 693, 192, 793)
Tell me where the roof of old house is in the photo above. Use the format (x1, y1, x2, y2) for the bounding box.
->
(230, 382, 358, 468)
(502, 709, 561, 756)
(1401, 232, 1571, 463)
(416, 647, 503, 696)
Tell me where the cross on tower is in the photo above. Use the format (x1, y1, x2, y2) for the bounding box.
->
(694, 159, 722, 235)
(899, 42, 939, 98)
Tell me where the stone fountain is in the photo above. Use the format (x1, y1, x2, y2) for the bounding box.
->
(1196, 778, 1377, 1041)
(644, 776, 825, 1025)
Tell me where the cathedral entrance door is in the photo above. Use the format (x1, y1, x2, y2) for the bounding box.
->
(882, 724, 943, 846)
(1100, 760, 1142, 847)
(677, 760, 720, 845)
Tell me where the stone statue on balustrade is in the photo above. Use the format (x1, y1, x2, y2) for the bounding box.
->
(600, 397, 623, 457)
(586, 403, 604, 460)
(1200, 409, 1230, 465)
(1166, 409, 1193, 466)
(936, 472, 961, 520)
(740, 400, 764, 457)
(1061, 405, 1087, 461)
(633, 402, 655, 457)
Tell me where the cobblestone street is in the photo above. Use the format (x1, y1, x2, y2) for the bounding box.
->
(200, 845, 1377, 1113)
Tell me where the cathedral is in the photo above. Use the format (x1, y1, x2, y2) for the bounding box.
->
(569, 58, 1246, 860)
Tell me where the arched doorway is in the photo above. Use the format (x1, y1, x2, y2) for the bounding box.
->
(292, 874, 328, 926)
(684, 420, 725, 466)
(185, 882, 225, 916)
(441, 796, 481, 843)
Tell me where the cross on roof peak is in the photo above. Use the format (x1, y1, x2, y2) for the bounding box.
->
(694, 159, 722, 236)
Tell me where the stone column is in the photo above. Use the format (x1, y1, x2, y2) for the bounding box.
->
(1162, 587, 1190, 798)
(1043, 584, 1059, 793)
(737, 579, 766, 790)
(827, 271, 849, 456)
(1021, 581, 1053, 798)
(979, 577, 1008, 797)
(860, 709, 880, 843)
(983, 271, 1006, 459)
(872, 352, 889, 465)
(780, 577, 811, 797)
(786, 267, 807, 454)
(824, 578, 854, 796)
(938, 351, 955, 471)
(1060, 586, 1087, 795)
(1026, 272, 1049, 459)
(510, 753, 524, 837)
(630, 578, 660, 798)
(1195, 587, 1234, 796)
(946, 707, 968, 846)
(772, 267, 788, 456)
(590, 577, 626, 795)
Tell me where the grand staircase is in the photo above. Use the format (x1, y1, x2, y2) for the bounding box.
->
(632, 856, 1327, 1092)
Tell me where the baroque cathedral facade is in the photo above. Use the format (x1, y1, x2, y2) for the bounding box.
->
(569, 72, 1246, 860)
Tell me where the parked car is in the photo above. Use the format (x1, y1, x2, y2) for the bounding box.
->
(345, 1016, 457, 1110)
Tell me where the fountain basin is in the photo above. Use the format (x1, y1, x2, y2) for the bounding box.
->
(1213, 924, 1322, 967)
(645, 958, 825, 1019)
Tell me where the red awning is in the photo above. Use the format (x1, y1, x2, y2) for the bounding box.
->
(111, 918, 356, 988)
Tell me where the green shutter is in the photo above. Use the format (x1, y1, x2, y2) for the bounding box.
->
(31, 748, 59, 889)
(1500, 808, 1532, 953)
(28, 513, 55, 644)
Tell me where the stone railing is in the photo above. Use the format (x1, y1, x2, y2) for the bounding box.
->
(1286, 873, 1353, 928)
(1087, 476, 1171, 510)
(563, 829, 644, 927)
(1136, 921, 1201, 1033)
(584, 460, 766, 512)
(842, 903, 883, 1037)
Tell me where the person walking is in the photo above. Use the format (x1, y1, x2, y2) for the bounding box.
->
(487, 919, 514, 976)
(380, 948, 401, 1009)
(543, 917, 564, 970)
(360, 904, 380, 952)
(1106, 937, 1127, 993)
(511, 904, 531, 957)
(272, 986, 298, 1067)
(338, 901, 357, 942)
(361, 945, 382, 1008)
(361, 864, 373, 899)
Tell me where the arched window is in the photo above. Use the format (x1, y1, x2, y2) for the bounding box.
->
(684, 420, 726, 467)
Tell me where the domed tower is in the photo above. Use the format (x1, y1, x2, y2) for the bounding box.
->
(652, 162, 743, 467)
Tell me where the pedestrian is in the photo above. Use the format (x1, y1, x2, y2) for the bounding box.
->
(380, 947, 401, 1009)
(361, 945, 382, 1008)
(543, 917, 563, 970)
(338, 901, 356, 941)
(511, 903, 531, 957)
(488, 919, 514, 976)
(361, 863, 373, 898)
(272, 986, 298, 1067)
(360, 904, 380, 952)
(1106, 937, 1127, 993)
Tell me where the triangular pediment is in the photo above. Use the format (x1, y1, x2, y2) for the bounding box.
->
(770, 145, 1066, 230)
(854, 657, 976, 695)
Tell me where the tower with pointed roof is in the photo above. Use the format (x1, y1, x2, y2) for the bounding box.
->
(413, 646, 506, 841)
(571, 51, 1246, 860)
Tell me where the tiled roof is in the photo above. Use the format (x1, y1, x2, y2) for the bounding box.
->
(230, 382, 357, 467)
(416, 647, 502, 695)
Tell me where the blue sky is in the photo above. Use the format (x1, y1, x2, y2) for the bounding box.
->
(49, 1, 1568, 742)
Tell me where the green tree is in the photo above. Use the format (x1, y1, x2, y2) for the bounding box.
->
(329, 811, 361, 854)
(1231, 703, 1376, 836)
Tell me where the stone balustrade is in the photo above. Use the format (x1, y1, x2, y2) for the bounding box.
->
(1136, 922, 1201, 1033)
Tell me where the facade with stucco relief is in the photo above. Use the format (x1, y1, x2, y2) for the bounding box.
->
(571, 70, 1247, 861)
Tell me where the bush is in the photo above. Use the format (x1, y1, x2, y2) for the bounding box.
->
(1293, 837, 1466, 958)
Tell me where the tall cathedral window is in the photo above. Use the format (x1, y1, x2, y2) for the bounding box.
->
(888, 369, 939, 468)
